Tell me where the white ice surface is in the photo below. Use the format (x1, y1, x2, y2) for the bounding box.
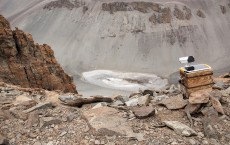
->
(82, 70, 168, 91)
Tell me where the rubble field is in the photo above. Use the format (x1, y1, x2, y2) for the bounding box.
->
(0, 73, 230, 145)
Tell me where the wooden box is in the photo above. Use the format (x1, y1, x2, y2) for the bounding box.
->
(179, 64, 214, 97)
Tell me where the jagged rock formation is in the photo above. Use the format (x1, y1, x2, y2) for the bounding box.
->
(0, 15, 77, 93)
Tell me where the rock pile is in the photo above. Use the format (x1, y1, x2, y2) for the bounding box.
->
(0, 15, 77, 93)
(0, 74, 230, 144)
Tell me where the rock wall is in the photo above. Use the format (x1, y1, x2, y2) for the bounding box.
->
(0, 15, 77, 93)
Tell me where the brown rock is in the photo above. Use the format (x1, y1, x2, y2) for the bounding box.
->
(0, 15, 77, 93)
(159, 94, 187, 110)
(131, 106, 155, 119)
(210, 96, 225, 115)
(174, 6, 184, 20)
(189, 89, 211, 104)
(27, 111, 39, 127)
(158, 8, 171, 23)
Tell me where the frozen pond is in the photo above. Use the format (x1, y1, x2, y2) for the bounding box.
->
(82, 70, 168, 92)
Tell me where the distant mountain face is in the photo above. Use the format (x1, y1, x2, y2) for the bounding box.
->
(1, 0, 230, 77)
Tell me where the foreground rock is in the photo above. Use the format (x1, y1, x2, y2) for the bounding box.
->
(59, 95, 113, 107)
(189, 89, 211, 104)
(0, 15, 76, 93)
(83, 106, 144, 141)
(163, 121, 197, 137)
(159, 95, 187, 110)
(131, 106, 155, 119)
(24, 102, 54, 113)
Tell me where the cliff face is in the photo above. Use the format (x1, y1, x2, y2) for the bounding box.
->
(0, 15, 77, 93)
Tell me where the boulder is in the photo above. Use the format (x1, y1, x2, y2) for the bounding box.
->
(83, 106, 144, 141)
(189, 89, 211, 104)
(159, 95, 187, 110)
(131, 106, 155, 119)
(138, 94, 151, 106)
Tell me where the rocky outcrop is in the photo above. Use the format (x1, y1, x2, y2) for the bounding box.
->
(0, 15, 77, 93)
(43, 0, 85, 10)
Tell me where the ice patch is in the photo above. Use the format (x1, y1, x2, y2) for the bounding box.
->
(82, 70, 168, 91)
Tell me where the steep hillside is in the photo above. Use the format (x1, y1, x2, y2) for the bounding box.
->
(1, 0, 230, 77)
(0, 15, 77, 93)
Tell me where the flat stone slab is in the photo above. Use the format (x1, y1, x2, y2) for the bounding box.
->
(159, 95, 187, 110)
(24, 102, 54, 113)
(83, 106, 144, 141)
(131, 106, 155, 119)
(163, 121, 197, 137)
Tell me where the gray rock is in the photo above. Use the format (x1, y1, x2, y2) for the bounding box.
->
(154, 95, 169, 102)
(202, 107, 219, 139)
(42, 117, 62, 127)
(138, 94, 151, 106)
(142, 89, 154, 96)
(131, 106, 155, 119)
(112, 100, 124, 106)
(0, 134, 9, 145)
(114, 95, 129, 103)
(163, 121, 197, 137)
(27, 111, 39, 127)
(24, 102, 54, 113)
(67, 113, 76, 122)
(92, 102, 108, 109)
(168, 84, 178, 93)
(125, 98, 138, 106)
(58, 95, 77, 102)
(159, 95, 187, 110)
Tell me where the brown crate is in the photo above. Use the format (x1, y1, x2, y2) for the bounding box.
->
(181, 74, 213, 88)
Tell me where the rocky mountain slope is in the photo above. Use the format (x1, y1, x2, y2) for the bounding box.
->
(0, 0, 230, 77)
(0, 15, 77, 93)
